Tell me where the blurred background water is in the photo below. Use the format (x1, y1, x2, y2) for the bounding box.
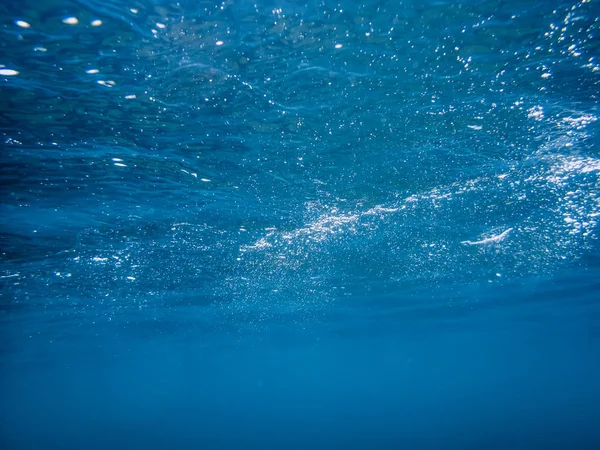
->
(1, 0, 600, 448)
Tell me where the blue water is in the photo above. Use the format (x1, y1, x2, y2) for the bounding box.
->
(1, 0, 600, 448)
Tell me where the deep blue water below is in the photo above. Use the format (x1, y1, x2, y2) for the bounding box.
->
(1, 0, 600, 449)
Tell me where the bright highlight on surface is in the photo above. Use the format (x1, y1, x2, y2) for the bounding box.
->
(91, 20, 102, 27)
(0, 69, 19, 76)
(216, 40, 224, 46)
(63, 17, 79, 25)
(15, 20, 31, 28)
(86, 69, 100, 74)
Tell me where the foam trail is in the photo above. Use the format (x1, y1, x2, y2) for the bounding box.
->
(462, 228, 514, 246)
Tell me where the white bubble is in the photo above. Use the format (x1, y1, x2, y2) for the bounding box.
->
(91, 20, 102, 27)
(156, 23, 166, 29)
(0, 69, 19, 76)
(63, 17, 79, 25)
(86, 69, 99, 74)
(125, 94, 136, 99)
(16, 20, 31, 28)
(334, 43, 343, 49)
(216, 40, 224, 46)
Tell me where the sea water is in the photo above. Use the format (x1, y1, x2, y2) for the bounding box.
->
(1, 0, 600, 449)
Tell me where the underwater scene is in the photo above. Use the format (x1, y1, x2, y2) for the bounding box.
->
(1, 0, 600, 448)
